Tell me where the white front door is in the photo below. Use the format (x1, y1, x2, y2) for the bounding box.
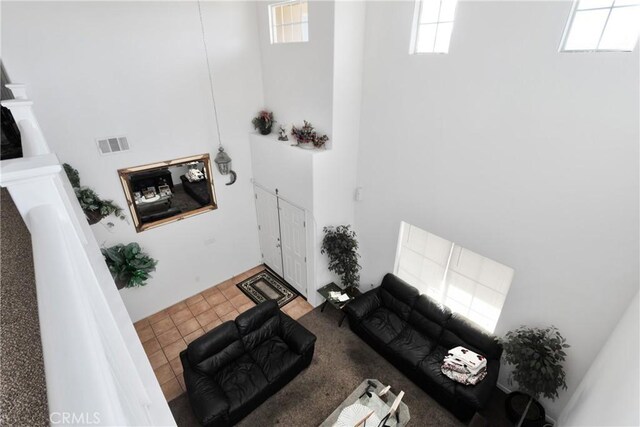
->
(254, 186, 283, 277)
(279, 198, 307, 296)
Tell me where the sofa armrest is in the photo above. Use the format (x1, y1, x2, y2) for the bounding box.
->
(279, 312, 317, 355)
(180, 351, 230, 427)
(344, 288, 381, 323)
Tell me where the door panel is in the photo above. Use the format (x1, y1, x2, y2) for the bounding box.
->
(254, 186, 283, 277)
(279, 199, 307, 296)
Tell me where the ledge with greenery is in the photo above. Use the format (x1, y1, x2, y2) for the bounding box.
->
(63, 163, 126, 225)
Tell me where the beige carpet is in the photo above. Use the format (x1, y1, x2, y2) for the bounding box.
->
(0, 188, 48, 426)
(169, 305, 511, 426)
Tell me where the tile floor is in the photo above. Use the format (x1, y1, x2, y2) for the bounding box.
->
(133, 264, 314, 401)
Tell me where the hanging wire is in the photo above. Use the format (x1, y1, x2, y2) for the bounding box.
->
(197, 0, 223, 149)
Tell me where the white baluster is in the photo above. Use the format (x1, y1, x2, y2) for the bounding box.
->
(1, 84, 51, 157)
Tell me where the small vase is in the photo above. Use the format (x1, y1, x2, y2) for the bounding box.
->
(259, 126, 272, 135)
(85, 210, 104, 225)
(114, 276, 129, 290)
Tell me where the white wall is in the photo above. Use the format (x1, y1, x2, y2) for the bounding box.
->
(557, 293, 639, 426)
(249, 133, 315, 211)
(2, 1, 264, 321)
(355, 0, 639, 419)
(312, 0, 366, 295)
(255, 0, 334, 143)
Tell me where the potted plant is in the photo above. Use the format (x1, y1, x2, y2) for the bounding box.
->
(321, 225, 361, 291)
(291, 120, 329, 149)
(252, 110, 275, 135)
(501, 326, 570, 427)
(101, 242, 157, 290)
(63, 163, 126, 225)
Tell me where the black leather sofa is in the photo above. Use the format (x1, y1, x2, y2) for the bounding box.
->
(180, 300, 316, 427)
(344, 274, 502, 420)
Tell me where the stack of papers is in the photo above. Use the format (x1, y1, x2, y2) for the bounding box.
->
(328, 291, 350, 302)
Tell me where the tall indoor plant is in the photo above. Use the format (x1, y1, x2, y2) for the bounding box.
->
(502, 326, 569, 427)
(321, 225, 361, 290)
(102, 242, 157, 290)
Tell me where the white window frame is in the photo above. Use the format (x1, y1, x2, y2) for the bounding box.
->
(393, 222, 514, 333)
(560, 0, 640, 52)
(410, 0, 458, 54)
(268, 0, 309, 45)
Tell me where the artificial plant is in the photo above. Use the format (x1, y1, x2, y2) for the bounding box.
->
(101, 242, 157, 289)
(252, 110, 275, 135)
(291, 120, 329, 148)
(63, 163, 126, 224)
(502, 325, 569, 426)
(321, 225, 361, 290)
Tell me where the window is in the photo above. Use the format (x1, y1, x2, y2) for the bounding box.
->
(561, 0, 640, 52)
(394, 222, 514, 332)
(269, 0, 309, 44)
(410, 0, 458, 54)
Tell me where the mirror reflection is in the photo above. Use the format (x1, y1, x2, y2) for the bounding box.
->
(119, 154, 217, 232)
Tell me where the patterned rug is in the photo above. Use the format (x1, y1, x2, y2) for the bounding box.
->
(236, 269, 299, 308)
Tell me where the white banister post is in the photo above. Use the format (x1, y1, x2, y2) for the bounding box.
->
(1, 84, 51, 157)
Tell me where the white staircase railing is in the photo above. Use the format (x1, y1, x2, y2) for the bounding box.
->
(0, 85, 175, 426)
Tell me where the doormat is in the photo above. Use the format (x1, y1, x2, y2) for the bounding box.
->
(236, 268, 299, 308)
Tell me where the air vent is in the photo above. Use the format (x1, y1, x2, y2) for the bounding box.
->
(96, 136, 130, 155)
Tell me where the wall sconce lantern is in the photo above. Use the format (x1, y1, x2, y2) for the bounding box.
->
(214, 146, 237, 185)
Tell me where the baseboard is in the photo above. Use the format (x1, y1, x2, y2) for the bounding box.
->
(496, 382, 557, 426)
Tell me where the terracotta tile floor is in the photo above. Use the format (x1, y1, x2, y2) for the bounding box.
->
(133, 264, 314, 401)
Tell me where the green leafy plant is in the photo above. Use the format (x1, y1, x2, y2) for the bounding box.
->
(63, 163, 126, 224)
(101, 243, 157, 289)
(291, 120, 329, 148)
(502, 326, 569, 401)
(321, 225, 361, 290)
(252, 110, 275, 135)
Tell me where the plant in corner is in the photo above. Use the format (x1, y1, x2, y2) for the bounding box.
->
(252, 110, 275, 135)
(291, 120, 329, 148)
(101, 242, 157, 290)
(321, 225, 361, 290)
(501, 325, 569, 427)
(63, 163, 126, 225)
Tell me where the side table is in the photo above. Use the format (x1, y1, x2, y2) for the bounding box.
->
(317, 282, 360, 327)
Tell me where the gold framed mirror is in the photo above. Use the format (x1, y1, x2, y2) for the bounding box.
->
(118, 154, 218, 232)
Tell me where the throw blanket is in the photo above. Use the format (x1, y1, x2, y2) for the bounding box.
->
(441, 346, 487, 385)
(442, 366, 487, 385)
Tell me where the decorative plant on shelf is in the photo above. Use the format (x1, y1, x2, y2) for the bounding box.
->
(321, 225, 361, 291)
(252, 110, 275, 135)
(101, 242, 157, 290)
(501, 325, 569, 427)
(63, 163, 126, 225)
(291, 120, 329, 148)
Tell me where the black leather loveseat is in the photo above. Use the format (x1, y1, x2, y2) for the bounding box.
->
(344, 274, 502, 420)
(180, 300, 316, 426)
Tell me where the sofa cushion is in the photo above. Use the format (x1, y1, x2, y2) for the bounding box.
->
(361, 307, 406, 344)
(387, 325, 437, 366)
(236, 299, 279, 336)
(189, 321, 244, 373)
(454, 359, 500, 410)
(241, 313, 281, 352)
(213, 353, 269, 414)
(440, 313, 502, 360)
(379, 274, 420, 320)
(418, 345, 457, 396)
(408, 295, 452, 341)
(249, 335, 301, 383)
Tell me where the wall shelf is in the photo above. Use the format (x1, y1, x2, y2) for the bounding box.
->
(249, 132, 330, 154)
